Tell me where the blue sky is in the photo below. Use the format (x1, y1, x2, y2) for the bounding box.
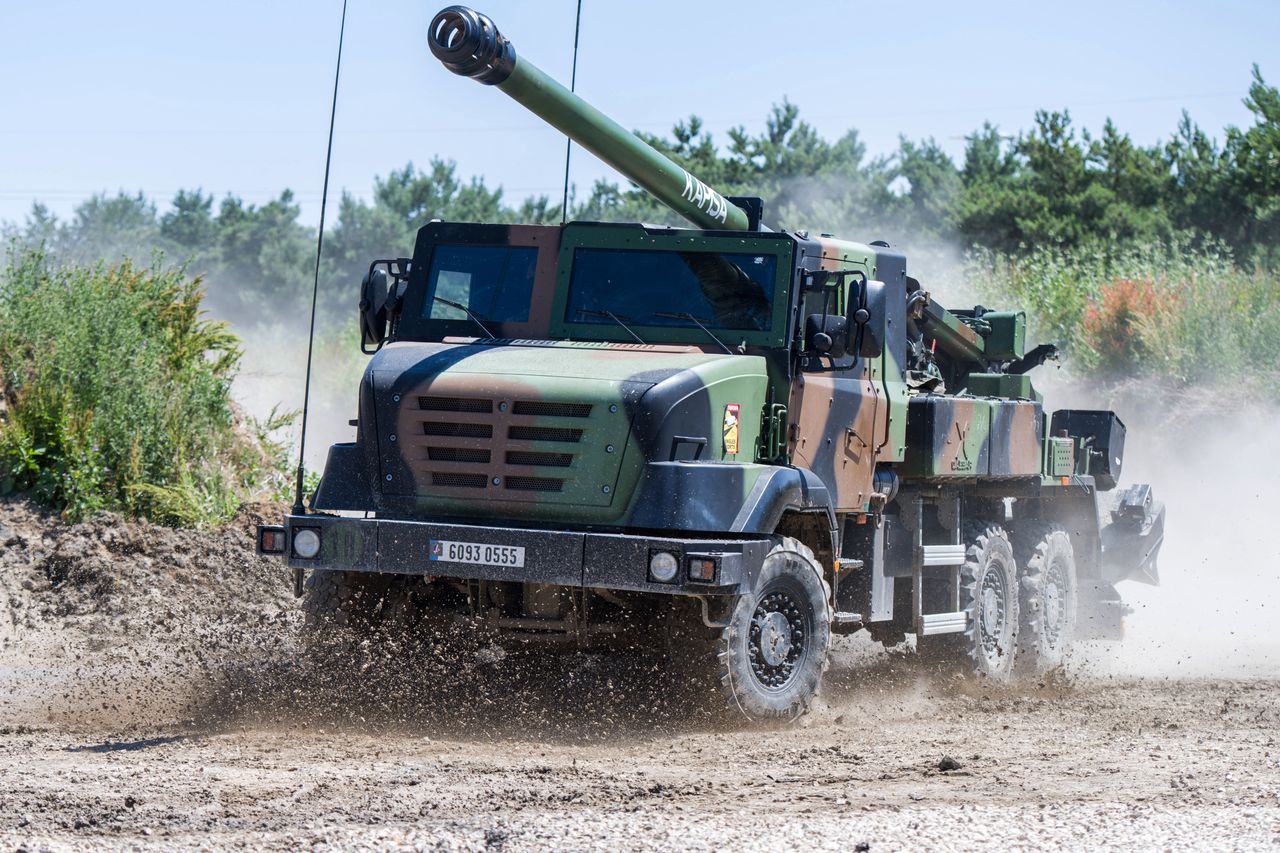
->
(1, 0, 1275, 227)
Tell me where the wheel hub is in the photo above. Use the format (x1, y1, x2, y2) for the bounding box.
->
(758, 612, 793, 666)
(748, 589, 808, 689)
(978, 563, 1008, 663)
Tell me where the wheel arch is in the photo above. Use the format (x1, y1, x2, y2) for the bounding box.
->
(773, 509, 838, 592)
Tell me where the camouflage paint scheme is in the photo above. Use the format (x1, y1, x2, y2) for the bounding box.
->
(314, 219, 1054, 536)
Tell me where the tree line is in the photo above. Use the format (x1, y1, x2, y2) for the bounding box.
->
(4, 66, 1275, 326)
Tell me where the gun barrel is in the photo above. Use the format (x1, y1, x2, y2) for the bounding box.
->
(428, 6, 751, 231)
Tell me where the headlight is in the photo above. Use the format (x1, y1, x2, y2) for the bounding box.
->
(292, 528, 321, 559)
(648, 551, 679, 583)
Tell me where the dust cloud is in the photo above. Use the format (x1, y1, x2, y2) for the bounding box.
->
(230, 317, 363, 472)
(1041, 377, 1280, 678)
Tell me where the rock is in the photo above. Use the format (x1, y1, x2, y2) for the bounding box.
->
(938, 755, 963, 772)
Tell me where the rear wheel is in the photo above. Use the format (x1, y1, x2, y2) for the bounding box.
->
(1014, 524, 1078, 673)
(715, 538, 832, 720)
(919, 523, 1019, 681)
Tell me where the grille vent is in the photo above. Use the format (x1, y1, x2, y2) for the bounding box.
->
(418, 396, 492, 413)
(512, 401, 593, 418)
(432, 472, 489, 489)
(423, 421, 492, 438)
(508, 425, 583, 443)
(505, 476, 564, 492)
(506, 450, 573, 467)
(428, 447, 491, 464)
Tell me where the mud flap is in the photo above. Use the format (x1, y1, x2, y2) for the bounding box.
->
(1100, 484, 1165, 586)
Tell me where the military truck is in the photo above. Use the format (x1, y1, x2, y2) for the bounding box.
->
(258, 5, 1166, 719)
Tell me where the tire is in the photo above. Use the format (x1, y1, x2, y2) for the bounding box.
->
(919, 523, 1019, 681)
(1013, 524, 1078, 673)
(302, 569, 394, 635)
(715, 537, 832, 720)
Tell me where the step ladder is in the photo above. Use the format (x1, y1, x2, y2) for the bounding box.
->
(913, 497, 968, 637)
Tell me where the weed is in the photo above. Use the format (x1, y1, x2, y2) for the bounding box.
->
(0, 248, 289, 524)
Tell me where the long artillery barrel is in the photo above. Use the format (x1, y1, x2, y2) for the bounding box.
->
(428, 6, 752, 231)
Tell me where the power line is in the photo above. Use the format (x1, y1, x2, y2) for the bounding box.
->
(0, 90, 1245, 139)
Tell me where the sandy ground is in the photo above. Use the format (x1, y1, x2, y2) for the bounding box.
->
(1, 463, 1279, 851)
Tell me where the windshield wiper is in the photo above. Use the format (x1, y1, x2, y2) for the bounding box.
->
(433, 296, 496, 338)
(654, 311, 734, 355)
(576, 308, 645, 345)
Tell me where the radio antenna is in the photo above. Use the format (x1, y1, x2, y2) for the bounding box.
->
(293, 0, 349, 515)
(559, 0, 584, 225)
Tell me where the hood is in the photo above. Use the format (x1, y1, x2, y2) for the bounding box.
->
(367, 341, 750, 520)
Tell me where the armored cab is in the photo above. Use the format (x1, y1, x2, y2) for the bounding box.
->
(258, 5, 1165, 720)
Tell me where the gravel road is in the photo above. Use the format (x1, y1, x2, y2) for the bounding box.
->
(2, 494, 1279, 851)
(2, 648, 1278, 850)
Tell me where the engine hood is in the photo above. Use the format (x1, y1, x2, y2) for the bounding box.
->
(366, 341, 765, 524)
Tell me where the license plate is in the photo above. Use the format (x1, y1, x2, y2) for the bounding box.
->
(429, 539, 526, 568)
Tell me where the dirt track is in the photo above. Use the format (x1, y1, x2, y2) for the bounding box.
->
(1, 495, 1279, 850)
(2, 660, 1278, 850)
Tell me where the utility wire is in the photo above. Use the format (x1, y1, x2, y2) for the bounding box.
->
(293, 0, 348, 516)
(559, 0, 584, 225)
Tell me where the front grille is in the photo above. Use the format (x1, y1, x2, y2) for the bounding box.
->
(397, 394, 612, 503)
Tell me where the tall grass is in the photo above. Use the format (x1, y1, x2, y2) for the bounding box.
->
(0, 249, 288, 523)
(969, 237, 1280, 393)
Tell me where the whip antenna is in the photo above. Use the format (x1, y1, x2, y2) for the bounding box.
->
(293, 0, 349, 515)
(559, 0, 584, 224)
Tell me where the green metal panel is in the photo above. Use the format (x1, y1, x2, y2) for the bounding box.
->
(1045, 436, 1075, 477)
(966, 372, 1036, 400)
(983, 311, 1027, 361)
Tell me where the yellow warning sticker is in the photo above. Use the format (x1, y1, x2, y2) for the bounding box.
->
(723, 403, 740, 455)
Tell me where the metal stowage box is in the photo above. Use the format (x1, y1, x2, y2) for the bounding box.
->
(902, 396, 991, 478)
(1049, 409, 1126, 490)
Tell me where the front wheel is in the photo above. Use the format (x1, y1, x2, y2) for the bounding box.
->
(716, 538, 832, 720)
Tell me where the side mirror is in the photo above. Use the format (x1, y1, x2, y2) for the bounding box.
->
(853, 279, 887, 358)
(805, 314, 849, 359)
(359, 268, 392, 353)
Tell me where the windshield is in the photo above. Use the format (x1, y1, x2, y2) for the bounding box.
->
(566, 248, 777, 331)
(423, 244, 538, 323)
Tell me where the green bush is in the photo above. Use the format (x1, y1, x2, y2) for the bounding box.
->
(0, 249, 287, 523)
(969, 237, 1280, 393)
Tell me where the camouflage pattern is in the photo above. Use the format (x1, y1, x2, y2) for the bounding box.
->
(318, 215, 1069, 531)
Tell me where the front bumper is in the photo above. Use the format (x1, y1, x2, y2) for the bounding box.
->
(258, 514, 771, 596)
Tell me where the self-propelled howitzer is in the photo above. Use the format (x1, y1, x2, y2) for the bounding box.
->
(428, 5, 752, 231)
(257, 5, 1165, 722)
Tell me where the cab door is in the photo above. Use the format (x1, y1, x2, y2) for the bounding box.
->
(787, 261, 886, 513)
